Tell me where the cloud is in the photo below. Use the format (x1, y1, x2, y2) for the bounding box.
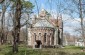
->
(59, 14, 85, 36)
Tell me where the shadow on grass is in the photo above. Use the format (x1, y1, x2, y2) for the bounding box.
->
(64, 46, 85, 50)
(57, 51, 67, 55)
(4, 45, 85, 55)
(4, 50, 85, 55)
(5, 50, 27, 55)
(57, 51, 85, 55)
(5, 49, 42, 55)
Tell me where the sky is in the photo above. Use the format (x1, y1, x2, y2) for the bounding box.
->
(27, 0, 83, 36)
(29, 0, 66, 14)
(1, 0, 82, 36)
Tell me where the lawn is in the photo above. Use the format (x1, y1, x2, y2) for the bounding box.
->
(0, 45, 85, 55)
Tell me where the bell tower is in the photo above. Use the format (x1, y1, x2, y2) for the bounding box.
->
(39, 8, 46, 18)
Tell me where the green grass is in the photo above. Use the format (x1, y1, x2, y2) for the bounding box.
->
(0, 45, 85, 55)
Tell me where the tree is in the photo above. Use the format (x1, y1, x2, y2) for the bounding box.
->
(64, 0, 85, 42)
(0, 0, 4, 3)
(0, 0, 8, 44)
(79, 0, 85, 43)
(9, 0, 34, 53)
(12, 0, 22, 53)
(0, 0, 11, 45)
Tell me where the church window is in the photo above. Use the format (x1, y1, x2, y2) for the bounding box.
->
(34, 33, 36, 41)
(44, 33, 47, 43)
(39, 33, 41, 40)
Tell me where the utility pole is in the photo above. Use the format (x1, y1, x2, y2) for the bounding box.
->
(79, 0, 85, 42)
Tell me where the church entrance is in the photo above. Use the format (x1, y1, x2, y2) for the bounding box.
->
(35, 40, 42, 48)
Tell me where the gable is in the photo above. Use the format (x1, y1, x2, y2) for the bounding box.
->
(33, 19, 54, 28)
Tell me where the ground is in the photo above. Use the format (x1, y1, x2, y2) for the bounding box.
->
(0, 44, 85, 55)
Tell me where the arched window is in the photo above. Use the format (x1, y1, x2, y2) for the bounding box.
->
(39, 33, 41, 40)
(34, 33, 36, 41)
(44, 33, 47, 43)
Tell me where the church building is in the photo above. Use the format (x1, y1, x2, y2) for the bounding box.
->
(27, 8, 63, 48)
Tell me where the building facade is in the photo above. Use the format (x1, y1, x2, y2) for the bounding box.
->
(28, 9, 63, 48)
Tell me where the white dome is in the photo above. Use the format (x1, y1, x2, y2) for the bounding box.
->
(41, 8, 45, 12)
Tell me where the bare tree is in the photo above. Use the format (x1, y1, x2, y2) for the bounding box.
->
(11, 0, 34, 53)
(0, 0, 6, 45)
(65, 0, 85, 42)
(12, 0, 22, 53)
(79, 0, 85, 42)
(0, 0, 4, 3)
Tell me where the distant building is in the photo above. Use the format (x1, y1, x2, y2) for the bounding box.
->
(27, 8, 63, 48)
(63, 33, 84, 46)
(75, 38, 84, 46)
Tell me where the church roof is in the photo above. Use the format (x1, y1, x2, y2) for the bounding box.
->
(33, 18, 54, 28)
(32, 8, 62, 28)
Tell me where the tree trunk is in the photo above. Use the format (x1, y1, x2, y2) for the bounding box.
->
(12, 0, 22, 53)
(79, 0, 85, 42)
(1, 3, 6, 45)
